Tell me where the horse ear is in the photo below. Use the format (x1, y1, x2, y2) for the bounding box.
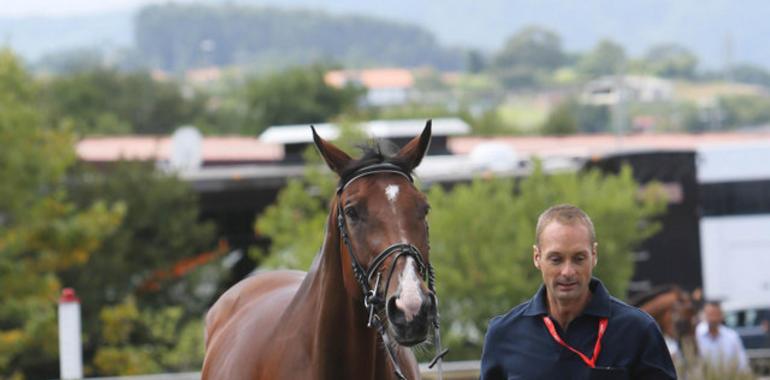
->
(311, 126, 352, 175)
(396, 120, 432, 170)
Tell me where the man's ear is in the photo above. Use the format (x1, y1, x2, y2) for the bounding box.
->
(592, 242, 599, 267)
(311, 126, 352, 175)
(533, 245, 541, 269)
(395, 120, 432, 171)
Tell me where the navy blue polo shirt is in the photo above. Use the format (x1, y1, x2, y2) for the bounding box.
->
(480, 278, 676, 380)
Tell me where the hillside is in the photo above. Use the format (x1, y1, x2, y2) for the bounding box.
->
(134, 3, 465, 72)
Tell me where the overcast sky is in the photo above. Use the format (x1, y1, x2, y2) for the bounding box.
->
(1, 0, 181, 17)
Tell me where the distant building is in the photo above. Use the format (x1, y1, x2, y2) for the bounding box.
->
(324, 68, 415, 107)
(76, 135, 281, 167)
(582, 75, 674, 105)
(260, 118, 470, 162)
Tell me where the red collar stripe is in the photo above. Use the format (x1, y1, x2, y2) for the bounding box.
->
(542, 316, 608, 368)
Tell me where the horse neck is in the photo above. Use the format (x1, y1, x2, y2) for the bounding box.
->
(293, 203, 395, 379)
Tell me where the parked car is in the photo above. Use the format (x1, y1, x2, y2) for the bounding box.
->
(723, 301, 770, 350)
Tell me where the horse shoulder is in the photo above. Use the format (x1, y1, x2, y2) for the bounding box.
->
(206, 270, 305, 340)
(202, 270, 306, 379)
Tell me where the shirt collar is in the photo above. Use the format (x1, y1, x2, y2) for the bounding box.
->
(523, 277, 611, 318)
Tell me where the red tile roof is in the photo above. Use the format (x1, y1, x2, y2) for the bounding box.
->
(77, 136, 283, 163)
(449, 131, 770, 159)
(325, 68, 414, 89)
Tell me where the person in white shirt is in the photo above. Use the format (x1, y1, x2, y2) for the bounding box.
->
(695, 301, 751, 374)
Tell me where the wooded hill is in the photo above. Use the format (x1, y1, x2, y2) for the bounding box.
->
(134, 3, 466, 72)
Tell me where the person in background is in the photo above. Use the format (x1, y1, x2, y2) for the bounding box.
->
(695, 301, 751, 374)
(480, 204, 676, 379)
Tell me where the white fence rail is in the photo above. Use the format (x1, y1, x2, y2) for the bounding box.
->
(55, 351, 770, 380)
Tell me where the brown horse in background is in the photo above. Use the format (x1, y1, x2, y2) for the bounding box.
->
(202, 122, 441, 379)
(632, 285, 699, 371)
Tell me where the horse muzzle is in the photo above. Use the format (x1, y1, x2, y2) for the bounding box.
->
(386, 293, 436, 346)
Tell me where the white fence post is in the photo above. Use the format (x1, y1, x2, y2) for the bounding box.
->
(58, 287, 83, 380)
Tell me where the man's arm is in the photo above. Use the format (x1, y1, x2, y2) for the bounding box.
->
(630, 320, 677, 380)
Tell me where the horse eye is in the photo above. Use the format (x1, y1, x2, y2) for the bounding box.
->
(344, 206, 359, 221)
(419, 205, 430, 219)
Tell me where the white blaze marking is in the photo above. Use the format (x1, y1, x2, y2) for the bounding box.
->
(385, 184, 399, 203)
(395, 257, 423, 321)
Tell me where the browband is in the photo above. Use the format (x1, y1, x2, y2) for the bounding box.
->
(337, 163, 413, 192)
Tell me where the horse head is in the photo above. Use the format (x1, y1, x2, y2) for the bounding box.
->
(312, 120, 436, 348)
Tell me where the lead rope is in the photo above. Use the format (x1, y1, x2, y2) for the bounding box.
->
(426, 265, 448, 380)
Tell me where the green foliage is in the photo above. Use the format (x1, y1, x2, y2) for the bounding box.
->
(208, 66, 363, 135)
(538, 99, 611, 135)
(59, 162, 221, 376)
(492, 26, 567, 88)
(64, 162, 218, 314)
(429, 163, 666, 359)
(541, 101, 578, 135)
(730, 63, 770, 88)
(41, 67, 207, 135)
(494, 26, 566, 71)
(0, 49, 125, 379)
(577, 39, 627, 78)
(642, 43, 699, 79)
(465, 108, 517, 136)
(1, 50, 218, 378)
(717, 95, 770, 128)
(91, 297, 205, 376)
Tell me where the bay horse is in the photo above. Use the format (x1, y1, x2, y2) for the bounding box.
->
(202, 121, 445, 379)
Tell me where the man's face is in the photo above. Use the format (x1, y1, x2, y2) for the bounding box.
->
(534, 221, 597, 303)
(704, 303, 723, 329)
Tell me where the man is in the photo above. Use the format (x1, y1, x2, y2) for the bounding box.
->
(695, 301, 750, 373)
(480, 204, 676, 379)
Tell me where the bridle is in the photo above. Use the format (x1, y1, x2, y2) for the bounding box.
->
(335, 162, 448, 380)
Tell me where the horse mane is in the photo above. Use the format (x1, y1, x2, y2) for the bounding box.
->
(338, 144, 412, 186)
(629, 284, 680, 308)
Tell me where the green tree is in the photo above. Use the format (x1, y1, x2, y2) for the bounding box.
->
(494, 26, 566, 71)
(0, 49, 124, 380)
(541, 101, 578, 135)
(642, 43, 698, 79)
(41, 67, 207, 135)
(717, 94, 770, 128)
(730, 63, 770, 88)
(428, 164, 666, 359)
(62, 161, 222, 376)
(577, 39, 627, 78)
(90, 297, 206, 376)
(135, 3, 465, 72)
(233, 66, 363, 135)
(492, 26, 567, 88)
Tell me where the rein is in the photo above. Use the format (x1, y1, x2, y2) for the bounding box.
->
(335, 162, 448, 380)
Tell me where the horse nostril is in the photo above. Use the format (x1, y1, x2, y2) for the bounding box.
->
(387, 296, 408, 325)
